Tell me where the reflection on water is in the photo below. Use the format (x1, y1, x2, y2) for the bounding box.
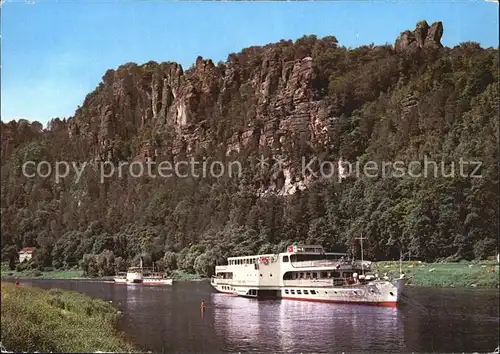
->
(11, 280, 499, 353)
(278, 300, 403, 352)
(211, 295, 404, 353)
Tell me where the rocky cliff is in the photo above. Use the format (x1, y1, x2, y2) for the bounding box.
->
(68, 50, 332, 165)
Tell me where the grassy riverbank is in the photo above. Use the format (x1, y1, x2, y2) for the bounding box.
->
(3, 261, 498, 288)
(373, 261, 500, 288)
(171, 269, 204, 281)
(0, 282, 138, 353)
(1, 265, 85, 280)
(1, 263, 202, 281)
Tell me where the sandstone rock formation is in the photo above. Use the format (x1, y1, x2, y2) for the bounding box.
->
(394, 20, 443, 52)
(15, 20, 445, 195)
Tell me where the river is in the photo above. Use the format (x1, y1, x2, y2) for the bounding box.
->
(10, 279, 499, 353)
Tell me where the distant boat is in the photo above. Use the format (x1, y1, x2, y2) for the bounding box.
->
(114, 259, 173, 285)
(114, 266, 144, 284)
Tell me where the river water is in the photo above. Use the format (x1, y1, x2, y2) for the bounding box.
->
(10, 280, 499, 353)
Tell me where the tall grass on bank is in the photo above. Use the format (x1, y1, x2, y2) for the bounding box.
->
(1, 263, 85, 280)
(0, 283, 137, 353)
(373, 261, 500, 288)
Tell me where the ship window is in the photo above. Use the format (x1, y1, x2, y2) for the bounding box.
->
(321, 272, 328, 278)
(303, 290, 309, 294)
(310, 290, 316, 295)
(290, 290, 295, 294)
(282, 256, 289, 262)
(343, 272, 353, 278)
(260, 274, 263, 277)
(299, 273, 304, 279)
(332, 271, 340, 278)
(270, 273, 273, 277)
(312, 272, 317, 279)
(297, 290, 302, 294)
(285, 289, 289, 294)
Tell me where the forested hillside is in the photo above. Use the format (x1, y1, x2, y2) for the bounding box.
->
(1, 21, 498, 277)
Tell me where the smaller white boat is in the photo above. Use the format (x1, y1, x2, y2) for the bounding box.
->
(143, 273, 173, 285)
(114, 259, 173, 285)
(114, 267, 144, 284)
(114, 272, 127, 284)
(142, 262, 173, 285)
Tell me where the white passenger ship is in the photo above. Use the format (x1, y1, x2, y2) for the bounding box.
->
(211, 244, 405, 307)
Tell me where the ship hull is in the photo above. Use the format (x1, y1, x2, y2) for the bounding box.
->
(142, 278, 173, 285)
(211, 279, 404, 306)
(280, 297, 397, 307)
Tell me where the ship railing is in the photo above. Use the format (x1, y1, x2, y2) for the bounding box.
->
(283, 278, 352, 287)
(290, 259, 372, 270)
(290, 260, 343, 268)
(215, 265, 230, 272)
(283, 279, 335, 287)
(211, 278, 233, 286)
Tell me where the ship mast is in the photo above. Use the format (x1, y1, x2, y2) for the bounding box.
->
(355, 235, 367, 275)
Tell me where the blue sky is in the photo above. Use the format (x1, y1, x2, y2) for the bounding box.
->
(1, 0, 498, 126)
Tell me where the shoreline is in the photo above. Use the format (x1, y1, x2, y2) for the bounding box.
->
(2, 261, 498, 289)
(0, 268, 204, 282)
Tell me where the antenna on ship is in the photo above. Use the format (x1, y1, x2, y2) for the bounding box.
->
(400, 248, 403, 276)
(355, 235, 367, 275)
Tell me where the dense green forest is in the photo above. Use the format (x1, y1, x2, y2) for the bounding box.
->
(1, 25, 498, 277)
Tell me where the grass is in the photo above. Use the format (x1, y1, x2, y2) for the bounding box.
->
(373, 261, 500, 288)
(1, 264, 85, 280)
(0, 282, 138, 353)
(171, 269, 203, 281)
(0, 263, 197, 281)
